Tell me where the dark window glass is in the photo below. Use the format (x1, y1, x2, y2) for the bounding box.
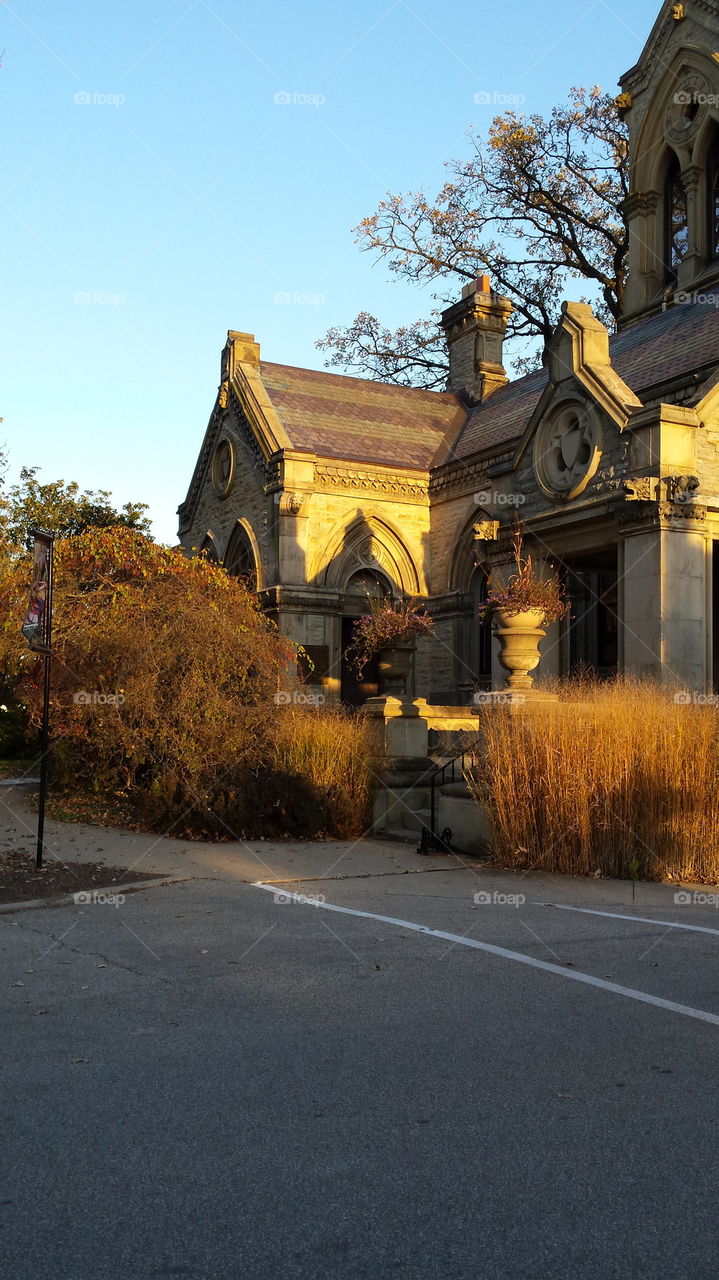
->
(224, 526, 257, 590)
(665, 154, 688, 281)
(199, 537, 219, 564)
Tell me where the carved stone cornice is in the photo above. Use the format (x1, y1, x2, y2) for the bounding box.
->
(486, 450, 516, 478)
(658, 502, 707, 526)
(429, 460, 489, 498)
(622, 191, 659, 220)
(615, 473, 708, 532)
(259, 585, 342, 612)
(313, 465, 428, 501)
(264, 458, 282, 492)
(483, 532, 518, 571)
(662, 474, 700, 504)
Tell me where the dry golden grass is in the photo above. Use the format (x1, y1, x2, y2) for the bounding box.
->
(273, 704, 378, 839)
(470, 678, 719, 883)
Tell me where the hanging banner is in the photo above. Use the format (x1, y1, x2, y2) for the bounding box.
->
(21, 531, 53, 654)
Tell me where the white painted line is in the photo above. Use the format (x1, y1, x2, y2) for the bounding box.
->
(532, 901, 719, 938)
(252, 882, 719, 1028)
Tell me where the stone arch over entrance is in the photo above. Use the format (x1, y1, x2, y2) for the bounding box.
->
(223, 519, 263, 590)
(314, 514, 423, 597)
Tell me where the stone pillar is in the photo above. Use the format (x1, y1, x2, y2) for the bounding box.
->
(677, 165, 704, 292)
(365, 697, 432, 840)
(617, 488, 709, 689)
(364, 696, 429, 762)
(621, 191, 662, 320)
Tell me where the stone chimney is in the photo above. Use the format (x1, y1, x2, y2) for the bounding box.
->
(440, 275, 512, 403)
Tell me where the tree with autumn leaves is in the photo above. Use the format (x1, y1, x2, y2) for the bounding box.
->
(317, 87, 628, 385)
(0, 525, 374, 839)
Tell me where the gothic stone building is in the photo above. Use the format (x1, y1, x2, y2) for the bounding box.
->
(179, 0, 719, 704)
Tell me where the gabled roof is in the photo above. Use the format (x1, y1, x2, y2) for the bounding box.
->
(259, 361, 466, 470)
(620, 1, 719, 95)
(446, 301, 719, 462)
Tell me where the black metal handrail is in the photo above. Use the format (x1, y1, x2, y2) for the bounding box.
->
(417, 749, 476, 855)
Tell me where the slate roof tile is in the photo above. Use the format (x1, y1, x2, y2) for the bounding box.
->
(258, 303, 719, 471)
(260, 362, 465, 470)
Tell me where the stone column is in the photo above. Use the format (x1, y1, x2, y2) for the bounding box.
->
(678, 165, 704, 292)
(621, 191, 662, 318)
(617, 484, 709, 689)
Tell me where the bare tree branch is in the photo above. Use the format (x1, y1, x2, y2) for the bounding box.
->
(317, 87, 628, 388)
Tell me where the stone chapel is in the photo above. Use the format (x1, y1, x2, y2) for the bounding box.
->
(179, 0, 719, 704)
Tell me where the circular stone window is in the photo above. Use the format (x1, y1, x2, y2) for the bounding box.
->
(533, 403, 602, 501)
(665, 74, 710, 145)
(212, 438, 235, 498)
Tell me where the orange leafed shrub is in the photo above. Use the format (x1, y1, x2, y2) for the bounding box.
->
(2, 528, 375, 839)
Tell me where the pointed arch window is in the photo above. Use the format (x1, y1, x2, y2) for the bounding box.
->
(344, 568, 391, 603)
(223, 524, 257, 591)
(665, 153, 689, 282)
(199, 536, 219, 564)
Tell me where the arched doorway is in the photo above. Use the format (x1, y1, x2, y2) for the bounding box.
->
(340, 567, 392, 706)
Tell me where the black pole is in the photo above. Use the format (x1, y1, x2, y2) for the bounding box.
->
(36, 650, 52, 869)
(33, 535, 54, 870)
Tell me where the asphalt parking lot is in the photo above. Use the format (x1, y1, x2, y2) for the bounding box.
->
(3, 824, 719, 1280)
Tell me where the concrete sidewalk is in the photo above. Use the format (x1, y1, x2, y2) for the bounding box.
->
(0, 784, 452, 888)
(2, 783, 714, 915)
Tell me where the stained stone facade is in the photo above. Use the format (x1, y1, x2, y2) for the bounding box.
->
(179, 0, 719, 703)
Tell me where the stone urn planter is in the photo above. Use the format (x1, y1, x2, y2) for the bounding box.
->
(494, 608, 546, 690)
(377, 645, 414, 697)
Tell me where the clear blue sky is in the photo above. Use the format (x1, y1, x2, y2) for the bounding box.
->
(1, 0, 662, 543)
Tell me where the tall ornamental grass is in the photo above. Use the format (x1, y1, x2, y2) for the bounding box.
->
(471, 679, 719, 883)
